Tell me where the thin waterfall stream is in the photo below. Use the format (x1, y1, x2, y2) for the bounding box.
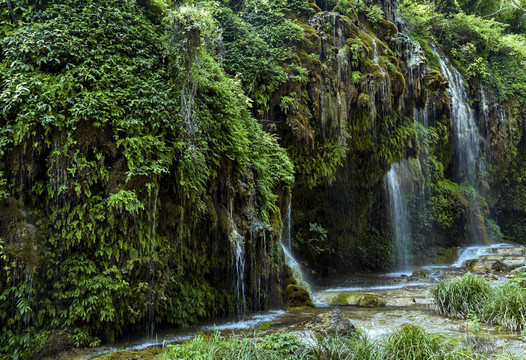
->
(436, 49, 486, 244)
(384, 164, 413, 272)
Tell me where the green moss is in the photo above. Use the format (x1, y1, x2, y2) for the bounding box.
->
(94, 347, 162, 360)
(358, 295, 382, 307)
(255, 321, 281, 330)
(390, 70, 406, 104)
(331, 292, 353, 305)
(285, 284, 316, 308)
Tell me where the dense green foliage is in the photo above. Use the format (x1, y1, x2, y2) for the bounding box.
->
(398, 0, 526, 253)
(0, 0, 294, 357)
(432, 273, 526, 331)
(0, 0, 525, 356)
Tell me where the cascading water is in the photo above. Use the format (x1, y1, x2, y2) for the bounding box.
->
(381, 32, 429, 271)
(371, 38, 390, 118)
(250, 220, 271, 310)
(280, 202, 313, 293)
(227, 197, 246, 319)
(437, 53, 483, 187)
(232, 230, 246, 319)
(436, 49, 487, 243)
(384, 165, 412, 271)
(147, 185, 158, 338)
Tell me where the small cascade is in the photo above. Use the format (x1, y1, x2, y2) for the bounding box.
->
(397, 31, 427, 112)
(146, 185, 159, 338)
(453, 243, 513, 267)
(436, 49, 487, 244)
(384, 164, 412, 271)
(280, 202, 313, 294)
(250, 220, 271, 310)
(307, 12, 353, 145)
(232, 228, 246, 319)
(436, 53, 483, 187)
(225, 198, 247, 318)
(480, 87, 490, 134)
(499, 106, 514, 143)
(371, 38, 390, 118)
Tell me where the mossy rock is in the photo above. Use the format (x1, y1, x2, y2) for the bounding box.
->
(411, 270, 429, 278)
(390, 70, 405, 104)
(94, 347, 162, 360)
(357, 294, 383, 307)
(283, 264, 298, 286)
(357, 93, 371, 110)
(428, 247, 459, 265)
(330, 292, 354, 305)
(285, 284, 315, 308)
(491, 260, 508, 272)
(377, 19, 398, 40)
(328, 292, 385, 307)
(38, 330, 74, 359)
(255, 321, 281, 330)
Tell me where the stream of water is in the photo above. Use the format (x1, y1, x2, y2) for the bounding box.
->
(384, 164, 413, 272)
(83, 243, 526, 359)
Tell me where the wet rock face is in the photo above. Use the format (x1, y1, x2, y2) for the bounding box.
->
(397, 32, 428, 115)
(463, 245, 526, 274)
(303, 309, 356, 336)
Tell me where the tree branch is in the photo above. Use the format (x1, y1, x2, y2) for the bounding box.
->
(6, 0, 19, 27)
(481, 5, 515, 18)
(507, 0, 526, 14)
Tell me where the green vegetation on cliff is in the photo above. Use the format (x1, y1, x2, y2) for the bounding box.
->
(400, 0, 526, 245)
(0, 0, 294, 356)
(1, 0, 525, 357)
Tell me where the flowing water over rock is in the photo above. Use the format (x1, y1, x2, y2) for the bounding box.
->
(82, 243, 526, 359)
(231, 228, 246, 319)
(437, 53, 483, 187)
(280, 202, 325, 306)
(384, 164, 413, 271)
(435, 48, 488, 244)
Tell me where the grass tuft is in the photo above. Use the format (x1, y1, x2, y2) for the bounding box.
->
(431, 272, 526, 331)
(431, 273, 491, 318)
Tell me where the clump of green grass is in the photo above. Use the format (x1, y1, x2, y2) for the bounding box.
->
(432, 273, 526, 331)
(380, 323, 483, 360)
(431, 273, 491, 318)
(161, 331, 306, 360)
(160, 325, 518, 359)
(481, 280, 526, 331)
(306, 330, 377, 360)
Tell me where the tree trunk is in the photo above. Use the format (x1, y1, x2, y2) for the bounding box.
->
(6, 0, 19, 27)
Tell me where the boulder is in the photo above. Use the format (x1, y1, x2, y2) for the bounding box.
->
(303, 309, 356, 336)
(285, 284, 316, 309)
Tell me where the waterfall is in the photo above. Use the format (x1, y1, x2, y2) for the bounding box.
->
(437, 54, 483, 187)
(232, 229, 246, 319)
(227, 199, 246, 318)
(250, 220, 271, 311)
(436, 49, 487, 244)
(371, 38, 390, 118)
(384, 164, 412, 271)
(480, 87, 490, 134)
(280, 202, 313, 294)
(147, 184, 158, 338)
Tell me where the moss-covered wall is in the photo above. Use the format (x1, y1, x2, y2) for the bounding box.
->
(0, 1, 294, 357)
